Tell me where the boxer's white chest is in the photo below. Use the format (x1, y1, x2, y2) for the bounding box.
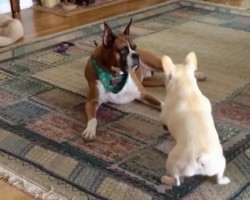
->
(97, 74, 141, 104)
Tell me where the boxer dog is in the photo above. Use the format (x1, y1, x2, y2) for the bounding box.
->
(160, 52, 230, 186)
(82, 19, 206, 140)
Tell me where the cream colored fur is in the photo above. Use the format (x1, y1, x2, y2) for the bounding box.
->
(0, 15, 24, 47)
(160, 52, 230, 186)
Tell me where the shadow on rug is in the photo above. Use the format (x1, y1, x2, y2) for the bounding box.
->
(0, 0, 249, 199)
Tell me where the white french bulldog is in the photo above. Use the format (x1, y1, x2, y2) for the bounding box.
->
(160, 52, 230, 186)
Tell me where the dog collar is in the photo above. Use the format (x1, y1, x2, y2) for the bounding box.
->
(91, 57, 128, 94)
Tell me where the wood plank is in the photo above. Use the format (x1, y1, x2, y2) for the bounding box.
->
(0, 180, 34, 200)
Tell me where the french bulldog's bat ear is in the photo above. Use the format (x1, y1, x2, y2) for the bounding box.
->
(162, 55, 175, 80)
(123, 18, 132, 35)
(185, 51, 197, 72)
(103, 22, 116, 48)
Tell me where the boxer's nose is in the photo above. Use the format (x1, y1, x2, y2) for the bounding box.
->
(132, 53, 140, 67)
(132, 53, 139, 61)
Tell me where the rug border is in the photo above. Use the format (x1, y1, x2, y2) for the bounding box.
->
(0, 151, 99, 200)
(0, 163, 67, 200)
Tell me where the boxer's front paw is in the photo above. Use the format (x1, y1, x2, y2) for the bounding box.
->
(82, 118, 97, 140)
(195, 71, 207, 81)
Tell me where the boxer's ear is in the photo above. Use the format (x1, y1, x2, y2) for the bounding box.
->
(103, 22, 116, 48)
(123, 18, 132, 35)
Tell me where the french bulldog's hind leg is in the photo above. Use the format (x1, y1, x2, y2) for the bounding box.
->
(215, 156, 230, 185)
(216, 173, 230, 185)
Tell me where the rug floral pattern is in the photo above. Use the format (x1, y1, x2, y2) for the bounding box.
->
(0, 1, 250, 199)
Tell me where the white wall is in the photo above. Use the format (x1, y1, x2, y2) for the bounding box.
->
(0, 0, 33, 14)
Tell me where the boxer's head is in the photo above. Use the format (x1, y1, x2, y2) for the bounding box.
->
(102, 19, 140, 73)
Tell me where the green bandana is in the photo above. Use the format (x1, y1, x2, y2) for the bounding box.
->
(91, 57, 128, 94)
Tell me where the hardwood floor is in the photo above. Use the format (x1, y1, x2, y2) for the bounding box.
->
(0, 0, 248, 199)
(6, 0, 167, 42)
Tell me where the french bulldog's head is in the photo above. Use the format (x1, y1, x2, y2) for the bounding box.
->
(161, 52, 198, 91)
(102, 18, 140, 73)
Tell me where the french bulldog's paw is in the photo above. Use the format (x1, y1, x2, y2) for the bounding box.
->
(81, 118, 97, 140)
(161, 175, 176, 186)
(195, 71, 207, 81)
(217, 176, 230, 185)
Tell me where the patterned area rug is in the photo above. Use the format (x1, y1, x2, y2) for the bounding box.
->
(0, 0, 250, 199)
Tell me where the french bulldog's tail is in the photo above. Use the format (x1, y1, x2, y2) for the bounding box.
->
(197, 153, 209, 167)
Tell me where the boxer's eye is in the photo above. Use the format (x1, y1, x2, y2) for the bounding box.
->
(118, 47, 129, 54)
